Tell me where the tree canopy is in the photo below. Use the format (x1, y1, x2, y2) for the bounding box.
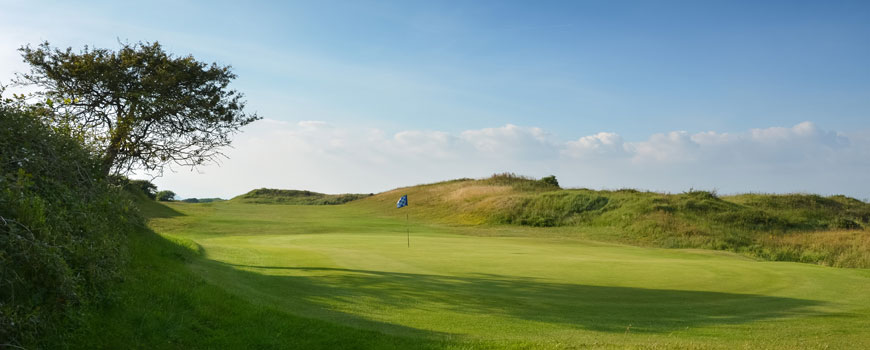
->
(16, 41, 260, 176)
(156, 190, 176, 201)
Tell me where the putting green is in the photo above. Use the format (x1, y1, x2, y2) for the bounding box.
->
(150, 202, 870, 349)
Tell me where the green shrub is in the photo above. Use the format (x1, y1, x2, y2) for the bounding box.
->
(129, 179, 158, 199)
(539, 175, 560, 188)
(0, 100, 140, 345)
(156, 190, 176, 201)
(832, 217, 861, 230)
(108, 176, 158, 199)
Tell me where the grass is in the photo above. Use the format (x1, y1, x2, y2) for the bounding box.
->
(42, 176, 870, 349)
(41, 201, 460, 350)
(355, 175, 870, 267)
(756, 229, 870, 267)
(62, 197, 869, 349)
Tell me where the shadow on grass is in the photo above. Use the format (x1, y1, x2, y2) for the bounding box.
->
(140, 199, 186, 218)
(50, 228, 460, 350)
(203, 261, 824, 335)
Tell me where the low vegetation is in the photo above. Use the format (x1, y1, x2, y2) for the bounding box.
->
(232, 188, 372, 205)
(0, 100, 140, 345)
(358, 173, 870, 267)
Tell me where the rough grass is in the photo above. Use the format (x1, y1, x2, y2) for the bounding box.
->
(353, 175, 870, 267)
(231, 188, 371, 205)
(755, 229, 870, 267)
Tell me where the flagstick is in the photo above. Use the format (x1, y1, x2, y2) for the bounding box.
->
(406, 212, 409, 247)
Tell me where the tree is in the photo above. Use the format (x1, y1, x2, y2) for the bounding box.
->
(156, 190, 176, 201)
(16, 41, 260, 176)
(129, 179, 158, 199)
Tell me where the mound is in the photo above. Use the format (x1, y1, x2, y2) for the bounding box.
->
(351, 173, 870, 266)
(360, 174, 869, 230)
(231, 188, 371, 205)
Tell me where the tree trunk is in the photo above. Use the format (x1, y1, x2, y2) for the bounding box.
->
(102, 107, 134, 176)
(102, 134, 122, 176)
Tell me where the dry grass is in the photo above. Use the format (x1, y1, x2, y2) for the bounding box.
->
(445, 185, 512, 203)
(352, 174, 870, 268)
(758, 230, 870, 267)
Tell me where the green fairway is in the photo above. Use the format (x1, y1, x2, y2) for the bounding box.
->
(142, 200, 870, 349)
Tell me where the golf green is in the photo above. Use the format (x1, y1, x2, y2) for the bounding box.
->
(149, 201, 870, 349)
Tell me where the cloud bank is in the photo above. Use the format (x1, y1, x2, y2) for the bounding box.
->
(151, 120, 870, 200)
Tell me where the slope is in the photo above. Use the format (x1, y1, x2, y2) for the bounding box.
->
(350, 174, 870, 267)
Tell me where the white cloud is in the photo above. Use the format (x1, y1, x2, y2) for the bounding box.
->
(144, 120, 870, 200)
(614, 121, 853, 165)
(562, 132, 627, 158)
(297, 120, 331, 129)
(629, 131, 701, 163)
(459, 124, 558, 159)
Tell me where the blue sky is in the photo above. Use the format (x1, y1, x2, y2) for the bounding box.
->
(2, 1, 869, 198)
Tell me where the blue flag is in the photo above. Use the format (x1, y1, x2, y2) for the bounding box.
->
(396, 195, 408, 208)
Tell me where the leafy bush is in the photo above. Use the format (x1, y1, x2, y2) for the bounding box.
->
(539, 175, 560, 188)
(156, 190, 176, 201)
(129, 179, 158, 199)
(108, 176, 158, 199)
(832, 217, 861, 230)
(0, 99, 140, 345)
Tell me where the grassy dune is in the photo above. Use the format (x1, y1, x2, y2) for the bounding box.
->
(231, 188, 371, 205)
(354, 174, 870, 267)
(107, 198, 870, 349)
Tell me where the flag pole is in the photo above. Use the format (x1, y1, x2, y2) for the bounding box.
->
(397, 195, 409, 247)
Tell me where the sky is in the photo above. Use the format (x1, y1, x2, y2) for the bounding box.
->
(2, 0, 869, 199)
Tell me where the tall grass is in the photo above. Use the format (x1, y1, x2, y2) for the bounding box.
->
(754, 230, 870, 267)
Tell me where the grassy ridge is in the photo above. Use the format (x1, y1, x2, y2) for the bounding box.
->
(231, 188, 371, 205)
(353, 174, 870, 267)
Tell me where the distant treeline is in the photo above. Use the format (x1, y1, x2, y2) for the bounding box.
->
(181, 197, 224, 203)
